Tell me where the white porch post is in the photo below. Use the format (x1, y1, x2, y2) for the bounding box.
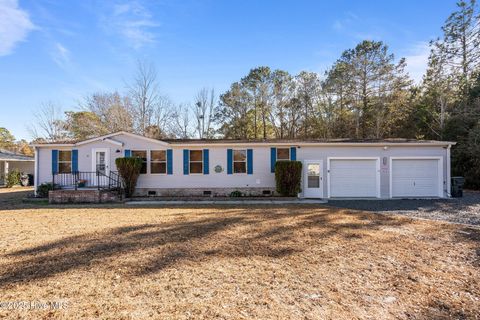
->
(446, 145, 451, 198)
(0, 161, 4, 185)
(4, 161, 8, 179)
(2, 161, 9, 186)
(34, 147, 39, 196)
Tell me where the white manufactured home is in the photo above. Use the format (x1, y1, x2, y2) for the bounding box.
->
(33, 131, 455, 199)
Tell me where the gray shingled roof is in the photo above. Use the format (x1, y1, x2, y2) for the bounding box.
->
(0, 149, 34, 161)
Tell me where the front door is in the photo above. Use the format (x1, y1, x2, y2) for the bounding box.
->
(92, 148, 110, 186)
(304, 160, 323, 198)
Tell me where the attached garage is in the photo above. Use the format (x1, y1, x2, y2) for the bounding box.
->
(390, 157, 443, 198)
(328, 158, 380, 198)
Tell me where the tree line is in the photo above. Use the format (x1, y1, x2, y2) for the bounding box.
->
(21, 0, 480, 187)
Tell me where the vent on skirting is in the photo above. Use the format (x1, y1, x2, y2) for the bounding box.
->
(203, 190, 212, 196)
(148, 190, 157, 196)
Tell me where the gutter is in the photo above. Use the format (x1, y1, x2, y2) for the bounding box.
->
(31, 142, 457, 148)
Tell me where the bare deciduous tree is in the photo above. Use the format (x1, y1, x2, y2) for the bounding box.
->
(128, 60, 161, 135)
(81, 92, 134, 133)
(192, 88, 216, 139)
(170, 104, 192, 139)
(28, 102, 68, 142)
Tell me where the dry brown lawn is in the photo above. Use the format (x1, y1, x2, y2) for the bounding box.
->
(0, 199, 479, 319)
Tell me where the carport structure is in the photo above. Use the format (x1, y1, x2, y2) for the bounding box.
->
(0, 149, 34, 186)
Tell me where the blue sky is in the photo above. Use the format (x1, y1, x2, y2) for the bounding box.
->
(0, 0, 457, 140)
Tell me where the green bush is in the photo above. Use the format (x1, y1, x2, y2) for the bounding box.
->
(37, 182, 57, 198)
(5, 169, 21, 187)
(275, 161, 303, 196)
(229, 190, 243, 197)
(115, 157, 143, 198)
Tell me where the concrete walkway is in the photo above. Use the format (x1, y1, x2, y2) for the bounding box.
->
(126, 199, 327, 205)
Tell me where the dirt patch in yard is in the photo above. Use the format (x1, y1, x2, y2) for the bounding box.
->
(0, 205, 479, 319)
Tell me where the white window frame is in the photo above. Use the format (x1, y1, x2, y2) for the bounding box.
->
(132, 150, 148, 174)
(189, 149, 204, 175)
(58, 150, 72, 174)
(389, 156, 444, 198)
(233, 149, 248, 174)
(327, 157, 381, 198)
(276, 148, 291, 161)
(150, 150, 167, 175)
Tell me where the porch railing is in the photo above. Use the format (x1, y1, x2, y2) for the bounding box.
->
(52, 171, 122, 191)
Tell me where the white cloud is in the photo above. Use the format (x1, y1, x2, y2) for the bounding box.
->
(0, 0, 35, 56)
(104, 1, 160, 49)
(332, 12, 382, 41)
(403, 42, 431, 84)
(51, 42, 71, 69)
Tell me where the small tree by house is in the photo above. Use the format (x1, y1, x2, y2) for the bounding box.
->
(274, 161, 302, 196)
(5, 169, 21, 188)
(115, 157, 143, 198)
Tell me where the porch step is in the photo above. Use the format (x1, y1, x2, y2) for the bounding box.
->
(49, 189, 123, 204)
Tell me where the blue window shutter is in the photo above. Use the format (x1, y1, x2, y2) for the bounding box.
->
(167, 149, 173, 175)
(247, 149, 253, 174)
(52, 150, 58, 174)
(203, 149, 209, 174)
(183, 149, 189, 175)
(72, 149, 78, 173)
(124, 149, 131, 157)
(227, 149, 233, 175)
(270, 147, 277, 173)
(290, 147, 297, 161)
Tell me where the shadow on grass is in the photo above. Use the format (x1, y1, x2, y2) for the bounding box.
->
(0, 206, 414, 288)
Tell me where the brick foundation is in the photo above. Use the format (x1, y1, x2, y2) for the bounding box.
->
(49, 189, 123, 204)
(133, 187, 276, 197)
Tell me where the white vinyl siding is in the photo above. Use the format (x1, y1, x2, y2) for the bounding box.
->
(328, 158, 379, 198)
(391, 158, 441, 197)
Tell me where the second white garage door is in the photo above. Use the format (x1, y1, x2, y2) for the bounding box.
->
(328, 158, 379, 198)
(391, 158, 442, 198)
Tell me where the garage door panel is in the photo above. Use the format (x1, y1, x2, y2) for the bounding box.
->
(329, 159, 378, 198)
(392, 159, 440, 197)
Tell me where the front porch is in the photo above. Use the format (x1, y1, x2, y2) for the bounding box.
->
(48, 171, 124, 203)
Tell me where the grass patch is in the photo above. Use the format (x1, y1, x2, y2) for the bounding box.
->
(0, 204, 479, 318)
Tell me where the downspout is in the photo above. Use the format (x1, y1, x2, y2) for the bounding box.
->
(446, 145, 451, 198)
(34, 147, 39, 196)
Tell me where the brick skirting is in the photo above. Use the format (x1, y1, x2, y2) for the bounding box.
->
(49, 189, 122, 204)
(133, 187, 277, 197)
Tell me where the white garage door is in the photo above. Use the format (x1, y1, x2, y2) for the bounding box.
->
(329, 159, 379, 197)
(391, 159, 441, 197)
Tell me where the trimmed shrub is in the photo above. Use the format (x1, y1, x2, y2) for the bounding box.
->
(275, 161, 303, 196)
(37, 182, 57, 198)
(115, 157, 143, 198)
(5, 169, 21, 187)
(229, 190, 243, 197)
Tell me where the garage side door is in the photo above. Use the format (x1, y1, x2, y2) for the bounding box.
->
(329, 159, 379, 197)
(391, 159, 440, 197)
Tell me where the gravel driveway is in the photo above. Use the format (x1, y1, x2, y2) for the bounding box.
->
(326, 190, 480, 226)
